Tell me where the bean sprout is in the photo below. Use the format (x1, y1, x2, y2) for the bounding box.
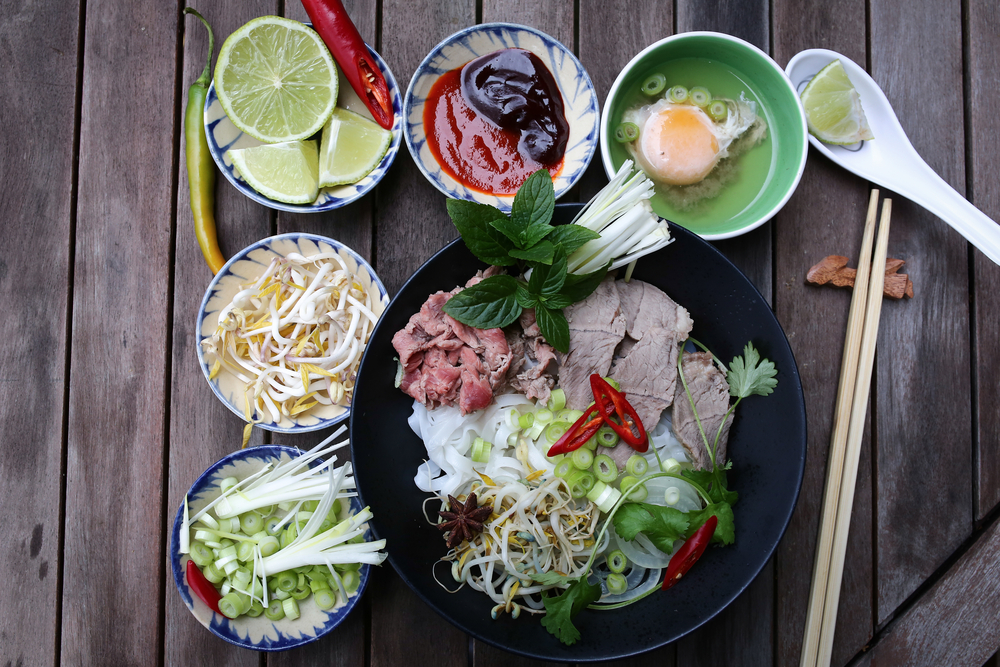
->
(202, 252, 380, 425)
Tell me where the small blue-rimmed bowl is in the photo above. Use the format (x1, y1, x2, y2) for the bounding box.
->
(204, 42, 402, 213)
(170, 445, 372, 651)
(196, 233, 389, 433)
(403, 23, 599, 212)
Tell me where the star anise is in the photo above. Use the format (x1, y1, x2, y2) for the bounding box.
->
(437, 492, 493, 548)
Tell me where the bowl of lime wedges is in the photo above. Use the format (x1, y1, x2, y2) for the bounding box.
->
(204, 16, 402, 213)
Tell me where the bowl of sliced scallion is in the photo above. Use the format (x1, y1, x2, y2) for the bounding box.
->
(170, 429, 386, 650)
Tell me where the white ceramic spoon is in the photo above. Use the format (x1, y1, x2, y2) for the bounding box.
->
(785, 48, 1000, 266)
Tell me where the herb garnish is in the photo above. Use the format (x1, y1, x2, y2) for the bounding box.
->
(442, 170, 606, 352)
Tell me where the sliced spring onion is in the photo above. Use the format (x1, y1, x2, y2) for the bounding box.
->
(547, 389, 566, 411)
(218, 592, 243, 619)
(544, 421, 571, 444)
(220, 477, 239, 493)
(526, 421, 545, 440)
(236, 541, 255, 563)
(606, 549, 628, 574)
(314, 587, 337, 609)
(708, 99, 728, 122)
(282, 597, 300, 621)
(619, 475, 648, 502)
(626, 455, 649, 477)
(664, 486, 681, 506)
(535, 409, 553, 425)
(555, 408, 583, 423)
(602, 377, 621, 391)
(190, 542, 215, 567)
(202, 562, 225, 584)
(504, 408, 521, 431)
(246, 600, 264, 617)
(471, 437, 492, 463)
(518, 412, 534, 430)
(640, 73, 667, 96)
(690, 86, 711, 108)
(264, 599, 285, 620)
(606, 572, 628, 595)
(597, 425, 619, 448)
(614, 122, 640, 143)
(593, 454, 618, 483)
(663, 457, 681, 474)
(668, 85, 689, 104)
(554, 458, 575, 478)
(586, 480, 622, 512)
(571, 447, 594, 470)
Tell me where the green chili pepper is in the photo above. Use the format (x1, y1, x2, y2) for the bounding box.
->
(183, 8, 226, 275)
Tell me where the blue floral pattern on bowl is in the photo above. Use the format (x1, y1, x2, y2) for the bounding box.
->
(196, 233, 389, 433)
(204, 43, 402, 213)
(170, 445, 372, 651)
(403, 23, 599, 211)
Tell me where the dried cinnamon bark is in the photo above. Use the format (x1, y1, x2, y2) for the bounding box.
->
(806, 255, 914, 299)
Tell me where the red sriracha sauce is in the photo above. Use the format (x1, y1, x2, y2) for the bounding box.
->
(424, 48, 569, 195)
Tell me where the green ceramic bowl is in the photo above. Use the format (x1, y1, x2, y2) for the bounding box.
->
(601, 32, 807, 239)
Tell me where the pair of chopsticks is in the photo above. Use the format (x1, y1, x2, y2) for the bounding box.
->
(800, 190, 892, 667)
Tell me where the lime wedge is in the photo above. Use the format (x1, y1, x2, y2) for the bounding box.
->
(228, 141, 319, 204)
(215, 17, 338, 143)
(800, 59, 874, 145)
(318, 108, 392, 187)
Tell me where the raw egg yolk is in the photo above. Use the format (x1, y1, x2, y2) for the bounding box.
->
(640, 106, 720, 186)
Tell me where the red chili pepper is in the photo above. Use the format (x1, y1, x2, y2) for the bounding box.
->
(662, 515, 717, 590)
(186, 559, 222, 614)
(547, 401, 615, 456)
(301, 0, 394, 129)
(590, 375, 648, 451)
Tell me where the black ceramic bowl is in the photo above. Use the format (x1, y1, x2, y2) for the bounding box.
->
(350, 203, 806, 661)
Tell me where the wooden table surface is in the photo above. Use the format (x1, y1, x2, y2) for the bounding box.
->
(3, 0, 1000, 665)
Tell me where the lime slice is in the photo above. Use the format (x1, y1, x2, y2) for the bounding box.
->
(228, 141, 319, 204)
(215, 17, 338, 143)
(800, 59, 874, 145)
(318, 108, 392, 187)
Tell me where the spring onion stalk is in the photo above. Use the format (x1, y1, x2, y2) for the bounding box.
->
(567, 161, 672, 274)
(180, 495, 191, 555)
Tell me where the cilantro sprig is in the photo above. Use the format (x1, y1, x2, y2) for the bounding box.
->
(442, 170, 606, 352)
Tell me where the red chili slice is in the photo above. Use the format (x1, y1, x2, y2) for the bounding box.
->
(546, 401, 615, 456)
(662, 515, 717, 590)
(590, 375, 648, 451)
(186, 558, 222, 614)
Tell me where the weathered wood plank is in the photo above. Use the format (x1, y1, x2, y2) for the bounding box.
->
(968, 0, 1000, 520)
(0, 0, 79, 665)
(769, 1, 874, 664)
(163, 2, 273, 665)
(869, 0, 972, 623)
(61, 0, 177, 663)
(371, 1, 476, 665)
(853, 516, 1000, 667)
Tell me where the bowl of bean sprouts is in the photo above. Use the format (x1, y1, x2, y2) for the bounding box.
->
(197, 233, 388, 434)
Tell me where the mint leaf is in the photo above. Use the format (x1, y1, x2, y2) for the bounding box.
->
(560, 265, 608, 302)
(547, 224, 601, 256)
(521, 222, 556, 249)
(441, 276, 522, 329)
(542, 293, 574, 309)
(534, 304, 569, 352)
(509, 240, 556, 264)
(446, 199, 516, 266)
(528, 251, 568, 297)
(728, 342, 778, 399)
(540, 577, 601, 645)
(490, 216, 530, 249)
(686, 502, 735, 545)
(515, 285, 538, 310)
(511, 169, 555, 237)
(613, 502, 690, 553)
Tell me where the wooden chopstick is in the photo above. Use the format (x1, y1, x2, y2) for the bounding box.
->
(800, 192, 892, 667)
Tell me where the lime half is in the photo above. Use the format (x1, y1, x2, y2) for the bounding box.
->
(215, 17, 338, 143)
(318, 108, 392, 187)
(800, 60, 874, 145)
(228, 141, 319, 204)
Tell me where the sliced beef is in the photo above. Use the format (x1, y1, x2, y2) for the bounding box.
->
(672, 352, 733, 470)
(559, 276, 626, 410)
(615, 279, 693, 340)
(505, 308, 557, 403)
(611, 327, 681, 427)
(392, 270, 512, 414)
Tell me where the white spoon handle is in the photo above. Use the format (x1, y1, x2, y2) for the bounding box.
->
(879, 156, 1000, 265)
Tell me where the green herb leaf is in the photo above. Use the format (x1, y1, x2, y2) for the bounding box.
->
(511, 169, 556, 238)
(540, 577, 601, 645)
(441, 275, 522, 329)
(531, 571, 571, 586)
(542, 293, 575, 309)
(681, 468, 738, 506)
(521, 221, 556, 249)
(546, 224, 601, 256)
(727, 342, 778, 399)
(560, 264, 609, 302)
(515, 284, 539, 310)
(534, 303, 569, 353)
(686, 502, 736, 545)
(528, 251, 568, 297)
(490, 216, 531, 249)
(612, 502, 690, 553)
(509, 240, 556, 264)
(446, 199, 517, 266)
